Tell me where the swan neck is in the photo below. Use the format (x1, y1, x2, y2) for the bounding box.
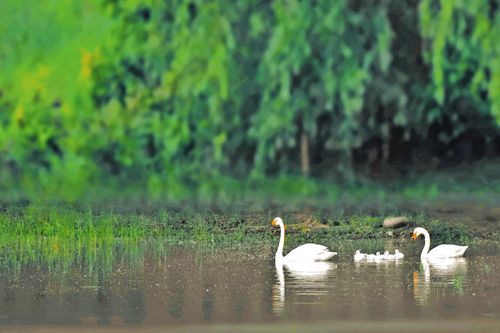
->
(276, 224, 285, 262)
(421, 229, 431, 258)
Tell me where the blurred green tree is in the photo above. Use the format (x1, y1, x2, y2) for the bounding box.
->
(0, 0, 498, 199)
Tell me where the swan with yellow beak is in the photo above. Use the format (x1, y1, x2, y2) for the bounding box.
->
(272, 217, 337, 264)
(412, 227, 468, 259)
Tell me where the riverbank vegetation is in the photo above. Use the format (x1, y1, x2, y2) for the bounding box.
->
(2, 204, 497, 274)
(0, 205, 490, 246)
(1, 1, 499, 202)
(0, 1, 498, 258)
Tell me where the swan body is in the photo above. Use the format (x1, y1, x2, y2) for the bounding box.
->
(272, 217, 337, 264)
(354, 250, 366, 261)
(383, 251, 395, 260)
(366, 253, 377, 261)
(394, 249, 404, 260)
(365, 252, 383, 261)
(412, 227, 468, 259)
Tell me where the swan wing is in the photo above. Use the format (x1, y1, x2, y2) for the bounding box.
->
(284, 243, 337, 262)
(314, 250, 338, 261)
(427, 244, 468, 258)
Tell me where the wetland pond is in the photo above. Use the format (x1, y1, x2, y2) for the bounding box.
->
(0, 241, 499, 332)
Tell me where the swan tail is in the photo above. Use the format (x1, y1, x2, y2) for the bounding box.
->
(459, 246, 468, 256)
(315, 251, 337, 261)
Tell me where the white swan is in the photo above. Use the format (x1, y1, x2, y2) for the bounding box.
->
(366, 253, 377, 261)
(383, 251, 395, 260)
(354, 250, 366, 261)
(394, 249, 404, 260)
(412, 227, 468, 259)
(272, 217, 337, 264)
(364, 251, 383, 262)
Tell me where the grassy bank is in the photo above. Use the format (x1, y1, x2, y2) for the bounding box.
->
(0, 205, 497, 276)
(0, 205, 490, 246)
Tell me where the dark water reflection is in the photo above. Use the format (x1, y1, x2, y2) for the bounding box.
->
(0, 243, 499, 326)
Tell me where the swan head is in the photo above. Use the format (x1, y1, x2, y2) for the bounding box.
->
(355, 250, 361, 254)
(412, 227, 426, 240)
(383, 251, 389, 256)
(395, 249, 400, 254)
(272, 217, 284, 228)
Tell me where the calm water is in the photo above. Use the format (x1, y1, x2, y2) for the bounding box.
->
(0, 242, 499, 332)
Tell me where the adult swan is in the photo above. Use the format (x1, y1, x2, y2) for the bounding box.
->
(272, 217, 337, 264)
(412, 227, 468, 259)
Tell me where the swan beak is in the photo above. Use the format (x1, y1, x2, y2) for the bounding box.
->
(271, 219, 277, 227)
(411, 232, 417, 240)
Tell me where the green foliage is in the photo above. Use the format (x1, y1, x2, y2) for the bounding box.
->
(251, 0, 393, 174)
(419, 0, 500, 126)
(0, 0, 498, 199)
(92, 0, 239, 184)
(0, 0, 114, 199)
(420, 217, 471, 244)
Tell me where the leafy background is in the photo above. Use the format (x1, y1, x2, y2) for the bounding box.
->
(0, 0, 499, 202)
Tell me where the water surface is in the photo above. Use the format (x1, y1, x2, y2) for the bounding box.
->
(0, 242, 499, 332)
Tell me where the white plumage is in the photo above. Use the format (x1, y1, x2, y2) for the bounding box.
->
(412, 227, 468, 259)
(394, 249, 404, 259)
(383, 251, 395, 260)
(355, 249, 404, 262)
(354, 250, 366, 261)
(272, 217, 337, 264)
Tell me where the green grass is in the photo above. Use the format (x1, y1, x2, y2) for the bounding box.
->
(0, 205, 481, 262)
(0, 204, 494, 280)
(0, 206, 480, 245)
(453, 276, 464, 295)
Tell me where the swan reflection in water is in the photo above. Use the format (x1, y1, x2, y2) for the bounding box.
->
(413, 257, 468, 306)
(273, 263, 285, 315)
(272, 261, 335, 315)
